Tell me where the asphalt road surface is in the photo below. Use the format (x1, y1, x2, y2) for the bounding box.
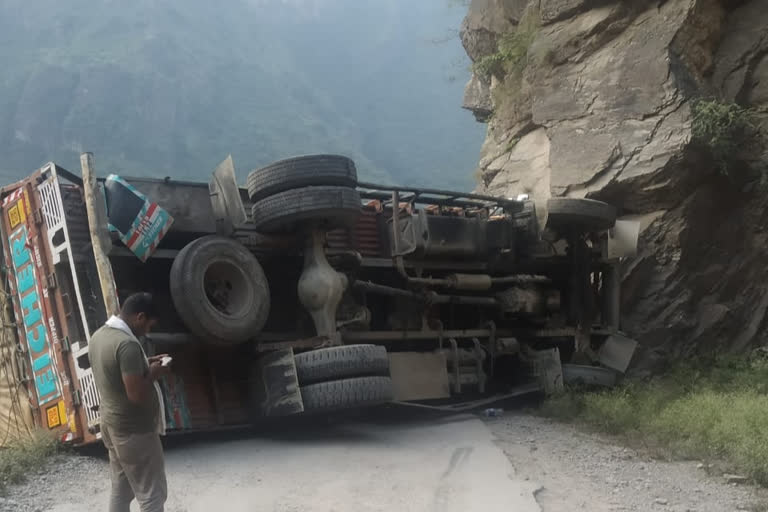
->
(34, 414, 541, 512)
(7, 410, 767, 511)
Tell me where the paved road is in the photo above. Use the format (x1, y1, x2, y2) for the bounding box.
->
(44, 415, 541, 512)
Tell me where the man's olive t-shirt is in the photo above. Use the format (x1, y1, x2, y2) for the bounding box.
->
(89, 325, 159, 433)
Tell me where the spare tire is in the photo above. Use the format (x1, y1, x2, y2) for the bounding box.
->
(170, 236, 270, 344)
(300, 376, 393, 413)
(247, 155, 358, 201)
(251, 186, 361, 234)
(295, 345, 389, 385)
(546, 198, 616, 233)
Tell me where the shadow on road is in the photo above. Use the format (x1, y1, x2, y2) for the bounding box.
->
(76, 392, 543, 457)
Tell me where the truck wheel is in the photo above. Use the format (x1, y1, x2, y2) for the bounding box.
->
(247, 154, 357, 201)
(546, 198, 616, 233)
(300, 376, 393, 413)
(170, 236, 270, 344)
(295, 345, 389, 385)
(251, 186, 361, 234)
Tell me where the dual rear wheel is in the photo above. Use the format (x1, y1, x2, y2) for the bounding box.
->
(293, 344, 393, 413)
(170, 156, 389, 412)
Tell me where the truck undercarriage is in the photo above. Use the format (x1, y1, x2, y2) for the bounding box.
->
(0, 155, 636, 445)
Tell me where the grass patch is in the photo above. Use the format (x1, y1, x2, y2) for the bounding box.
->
(541, 356, 768, 485)
(504, 137, 520, 153)
(0, 431, 60, 494)
(691, 99, 760, 176)
(473, 6, 540, 80)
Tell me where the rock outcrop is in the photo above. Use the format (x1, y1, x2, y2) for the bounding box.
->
(461, 0, 768, 370)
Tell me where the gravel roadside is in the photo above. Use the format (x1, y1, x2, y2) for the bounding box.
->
(0, 454, 106, 512)
(486, 412, 768, 512)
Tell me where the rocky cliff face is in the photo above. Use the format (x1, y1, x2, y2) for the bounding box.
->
(461, 0, 768, 370)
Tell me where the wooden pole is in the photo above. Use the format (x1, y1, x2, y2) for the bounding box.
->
(80, 153, 120, 316)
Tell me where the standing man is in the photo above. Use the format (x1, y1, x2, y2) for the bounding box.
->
(89, 292, 171, 512)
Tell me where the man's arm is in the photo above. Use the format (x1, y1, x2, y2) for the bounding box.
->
(118, 342, 169, 405)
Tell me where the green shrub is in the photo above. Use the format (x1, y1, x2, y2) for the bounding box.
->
(473, 7, 540, 80)
(691, 99, 758, 176)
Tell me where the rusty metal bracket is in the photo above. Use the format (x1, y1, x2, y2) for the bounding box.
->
(449, 338, 460, 394)
(434, 319, 445, 351)
(472, 338, 486, 394)
(318, 333, 342, 348)
(391, 190, 420, 281)
(486, 320, 497, 378)
(336, 308, 370, 330)
(391, 190, 403, 258)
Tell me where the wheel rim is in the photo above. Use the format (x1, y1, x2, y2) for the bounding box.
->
(203, 260, 250, 318)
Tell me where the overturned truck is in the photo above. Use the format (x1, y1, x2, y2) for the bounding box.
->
(0, 154, 636, 445)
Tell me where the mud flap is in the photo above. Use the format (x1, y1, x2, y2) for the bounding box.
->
(388, 352, 450, 401)
(528, 348, 564, 395)
(598, 333, 638, 374)
(251, 348, 304, 417)
(209, 155, 247, 236)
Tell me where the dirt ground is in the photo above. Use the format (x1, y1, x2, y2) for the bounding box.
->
(2, 410, 766, 512)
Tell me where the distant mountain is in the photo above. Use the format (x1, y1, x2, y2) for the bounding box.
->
(0, 0, 484, 189)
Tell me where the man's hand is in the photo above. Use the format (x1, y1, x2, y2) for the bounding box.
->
(148, 360, 172, 381)
(148, 353, 170, 364)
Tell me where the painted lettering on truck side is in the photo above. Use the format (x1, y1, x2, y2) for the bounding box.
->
(9, 225, 60, 405)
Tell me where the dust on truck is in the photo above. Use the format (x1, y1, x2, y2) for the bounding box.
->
(0, 154, 636, 445)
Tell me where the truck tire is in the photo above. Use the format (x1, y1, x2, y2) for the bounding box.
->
(546, 198, 616, 233)
(295, 345, 389, 385)
(170, 236, 270, 344)
(251, 186, 361, 234)
(300, 376, 393, 413)
(562, 364, 617, 388)
(247, 155, 357, 201)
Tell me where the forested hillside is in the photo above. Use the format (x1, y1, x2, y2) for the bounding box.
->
(0, 0, 483, 188)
